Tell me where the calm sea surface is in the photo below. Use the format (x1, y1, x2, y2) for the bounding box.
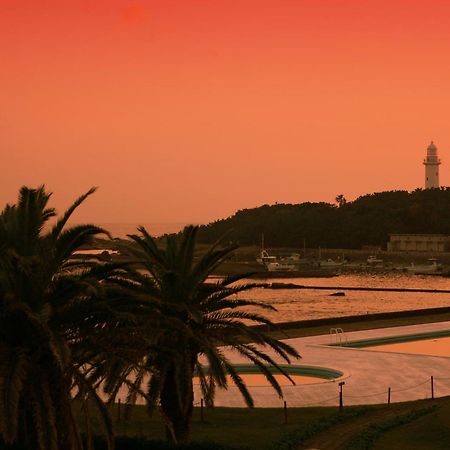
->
(239, 273, 450, 323)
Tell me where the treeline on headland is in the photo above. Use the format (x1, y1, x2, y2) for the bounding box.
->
(197, 188, 450, 249)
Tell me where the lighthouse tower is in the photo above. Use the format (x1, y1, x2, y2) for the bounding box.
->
(423, 141, 441, 189)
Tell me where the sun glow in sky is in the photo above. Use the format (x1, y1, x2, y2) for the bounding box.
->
(2, 0, 450, 223)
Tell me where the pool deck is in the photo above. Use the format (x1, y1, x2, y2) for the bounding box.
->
(196, 320, 450, 408)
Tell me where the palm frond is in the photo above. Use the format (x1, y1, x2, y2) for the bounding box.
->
(51, 187, 98, 239)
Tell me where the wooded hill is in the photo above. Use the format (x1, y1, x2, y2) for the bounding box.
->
(197, 188, 450, 249)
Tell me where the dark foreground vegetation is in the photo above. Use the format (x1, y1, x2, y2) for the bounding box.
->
(0, 186, 299, 450)
(72, 396, 450, 450)
(2, 397, 448, 450)
(197, 188, 450, 248)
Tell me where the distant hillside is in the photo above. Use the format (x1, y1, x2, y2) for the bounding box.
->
(197, 188, 450, 249)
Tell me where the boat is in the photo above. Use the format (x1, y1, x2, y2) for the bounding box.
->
(265, 261, 297, 272)
(256, 250, 298, 271)
(367, 255, 383, 265)
(254, 238, 339, 277)
(317, 258, 346, 267)
(256, 249, 277, 265)
(283, 253, 309, 262)
(406, 259, 443, 275)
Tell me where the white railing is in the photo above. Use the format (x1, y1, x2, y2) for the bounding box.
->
(329, 327, 347, 346)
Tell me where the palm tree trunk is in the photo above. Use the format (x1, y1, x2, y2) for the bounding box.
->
(160, 365, 194, 445)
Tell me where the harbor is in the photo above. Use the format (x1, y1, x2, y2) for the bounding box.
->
(208, 241, 450, 278)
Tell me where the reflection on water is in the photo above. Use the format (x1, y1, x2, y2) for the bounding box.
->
(194, 373, 328, 386)
(368, 336, 450, 357)
(241, 273, 450, 323)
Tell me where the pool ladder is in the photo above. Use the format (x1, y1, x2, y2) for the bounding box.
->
(330, 327, 347, 346)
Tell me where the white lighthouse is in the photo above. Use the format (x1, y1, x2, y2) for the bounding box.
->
(423, 141, 441, 189)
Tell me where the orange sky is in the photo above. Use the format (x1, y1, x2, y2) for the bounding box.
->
(2, 0, 450, 223)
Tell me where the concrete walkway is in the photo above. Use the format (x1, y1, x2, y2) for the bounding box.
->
(196, 321, 450, 407)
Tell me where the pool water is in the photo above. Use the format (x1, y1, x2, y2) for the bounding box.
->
(193, 364, 342, 386)
(366, 335, 450, 357)
(194, 373, 330, 386)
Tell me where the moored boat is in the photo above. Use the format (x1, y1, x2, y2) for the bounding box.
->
(406, 259, 443, 275)
(256, 249, 277, 265)
(265, 261, 297, 272)
(367, 255, 383, 265)
(317, 258, 347, 267)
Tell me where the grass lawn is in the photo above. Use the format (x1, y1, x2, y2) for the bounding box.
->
(372, 398, 450, 450)
(81, 396, 450, 449)
(88, 403, 335, 448)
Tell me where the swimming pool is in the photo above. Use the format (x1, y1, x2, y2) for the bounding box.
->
(340, 329, 450, 357)
(194, 364, 343, 386)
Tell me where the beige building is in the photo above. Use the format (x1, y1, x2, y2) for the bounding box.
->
(387, 234, 447, 252)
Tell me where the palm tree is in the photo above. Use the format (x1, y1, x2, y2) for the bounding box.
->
(0, 186, 126, 450)
(126, 226, 300, 445)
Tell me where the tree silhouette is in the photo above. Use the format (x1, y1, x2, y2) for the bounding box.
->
(126, 225, 300, 444)
(0, 186, 124, 450)
(335, 194, 347, 207)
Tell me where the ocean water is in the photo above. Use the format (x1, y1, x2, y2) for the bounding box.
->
(238, 273, 450, 323)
